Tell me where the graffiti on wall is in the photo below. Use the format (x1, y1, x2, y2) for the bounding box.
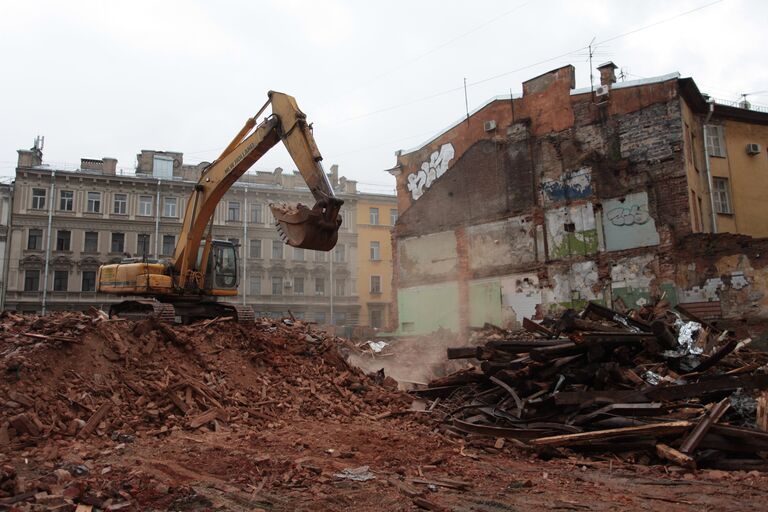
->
(407, 143, 455, 200)
(546, 203, 598, 260)
(602, 192, 660, 251)
(541, 167, 593, 204)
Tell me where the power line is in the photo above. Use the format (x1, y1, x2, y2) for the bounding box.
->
(340, 0, 727, 123)
(342, 0, 537, 97)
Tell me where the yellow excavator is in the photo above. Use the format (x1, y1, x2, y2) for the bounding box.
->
(96, 91, 343, 322)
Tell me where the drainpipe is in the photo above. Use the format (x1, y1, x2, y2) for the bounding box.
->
(41, 171, 56, 315)
(242, 187, 247, 306)
(154, 179, 161, 256)
(1, 181, 15, 312)
(703, 98, 717, 233)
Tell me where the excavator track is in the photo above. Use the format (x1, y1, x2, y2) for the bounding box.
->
(109, 299, 176, 323)
(229, 304, 256, 323)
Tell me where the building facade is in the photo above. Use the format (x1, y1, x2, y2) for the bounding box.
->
(388, 63, 768, 336)
(5, 145, 379, 325)
(0, 181, 11, 311)
(355, 193, 398, 329)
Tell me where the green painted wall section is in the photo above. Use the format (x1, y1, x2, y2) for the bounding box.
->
(469, 281, 502, 328)
(550, 229, 598, 259)
(612, 282, 679, 310)
(397, 282, 460, 335)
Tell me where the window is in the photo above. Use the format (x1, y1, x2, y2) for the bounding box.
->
(370, 309, 383, 329)
(370, 275, 382, 294)
(86, 192, 101, 213)
(293, 247, 304, 261)
(137, 234, 151, 256)
(113, 193, 127, 214)
(110, 232, 125, 253)
(139, 195, 153, 216)
(335, 279, 345, 297)
(713, 177, 733, 214)
(333, 312, 347, 325)
(390, 208, 398, 225)
(24, 270, 40, 291)
(315, 311, 326, 324)
(294, 277, 304, 295)
(153, 155, 173, 179)
(334, 244, 345, 262)
(227, 201, 240, 221)
(251, 204, 263, 224)
(59, 190, 74, 211)
(81, 271, 96, 292)
(27, 229, 43, 250)
(56, 230, 71, 251)
(249, 275, 261, 294)
(339, 209, 349, 230)
(249, 239, 262, 258)
(272, 240, 283, 260)
(315, 250, 327, 262)
(53, 270, 68, 291)
(315, 278, 325, 295)
(271, 276, 283, 295)
(706, 125, 727, 158)
(370, 241, 380, 261)
(163, 197, 177, 217)
(162, 235, 175, 256)
(369, 207, 379, 225)
(31, 188, 46, 210)
(84, 231, 98, 253)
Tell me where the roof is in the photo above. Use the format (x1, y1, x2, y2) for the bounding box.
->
(399, 72, 682, 157)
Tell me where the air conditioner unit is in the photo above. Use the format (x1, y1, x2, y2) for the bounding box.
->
(746, 143, 762, 155)
(595, 85, 610, 98)
(483, 120, 497, 132)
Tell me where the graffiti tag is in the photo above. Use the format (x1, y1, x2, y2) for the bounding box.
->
(407, 143, 455, 200)
(606, 204, 650, 226)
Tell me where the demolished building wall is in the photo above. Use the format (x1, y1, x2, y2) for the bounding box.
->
(389, 65, 768, 337)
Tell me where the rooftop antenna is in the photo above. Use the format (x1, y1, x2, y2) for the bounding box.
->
(739, 93, 751, 110)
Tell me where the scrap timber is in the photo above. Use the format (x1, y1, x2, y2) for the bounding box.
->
(417, 301, 768, 470)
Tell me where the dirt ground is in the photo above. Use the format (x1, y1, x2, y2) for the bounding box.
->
(2, 313, 767, 511)
(7, 416, 768, 511)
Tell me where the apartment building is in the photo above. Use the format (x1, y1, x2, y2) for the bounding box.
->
(5, 143, 365, 324)
(355, 193, 397, 329)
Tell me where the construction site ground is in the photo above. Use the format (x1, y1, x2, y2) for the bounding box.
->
(1, 313, 767, 511)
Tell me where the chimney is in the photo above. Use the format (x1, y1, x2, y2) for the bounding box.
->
(597, 61, 618, 86)
(17, 137, 44, 168)
(80, 158, 103, 171)
(330, 164, 339, 187)
(102, 157, 117, 175)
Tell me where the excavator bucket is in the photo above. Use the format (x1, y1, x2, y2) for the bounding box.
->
(270, 199, 343, 251)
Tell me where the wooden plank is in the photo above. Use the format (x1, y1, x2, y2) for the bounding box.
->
(646, 373, 768, 401)
(529, 421, 692, 447)
(656, 443, 696, 469)
(168, 391, 190, 415)
(188, 408, 228, 429)
(446, 347, 478, 360)
(523, 317, 555, 338)
(676, 302, 722, 321)
(554, 389, 648, 405)
(78, 401, 112, 438)
(679, 398, 730, 454)
(689, 337, 737, 373)
(757, 391, 768, 432)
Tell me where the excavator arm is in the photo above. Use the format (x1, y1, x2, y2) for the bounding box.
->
(173, 91, 343, 290)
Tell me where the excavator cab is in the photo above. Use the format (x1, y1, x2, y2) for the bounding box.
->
(196, 241, 239, 292)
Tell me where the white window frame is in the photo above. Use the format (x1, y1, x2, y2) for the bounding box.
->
(713, 177, 733, 214)
(86, 191, 101, 213)
(139, 195, 153, 216)
(369, 207, 379, 225)
(249, 239, 262, 258)
(294, 276, 304, 295)
(113, 193, 127, 215)
(59, 190, 74, 211)
(370, 241, 380, 261)
(706, 125, 727, 158)
(370, 275, 382, 294)
(163, 197, 177, 218)
(390, 208, 398, 225)
(31, 188, 46, 210)
(227, 201, 241, 221)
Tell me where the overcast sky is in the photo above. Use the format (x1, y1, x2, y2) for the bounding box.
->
(1, 0, 766, 193)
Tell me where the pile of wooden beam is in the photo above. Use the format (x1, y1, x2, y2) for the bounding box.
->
(417, 302, 768, 470)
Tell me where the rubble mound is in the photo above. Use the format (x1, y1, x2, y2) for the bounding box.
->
(1, 311, 409, 449)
